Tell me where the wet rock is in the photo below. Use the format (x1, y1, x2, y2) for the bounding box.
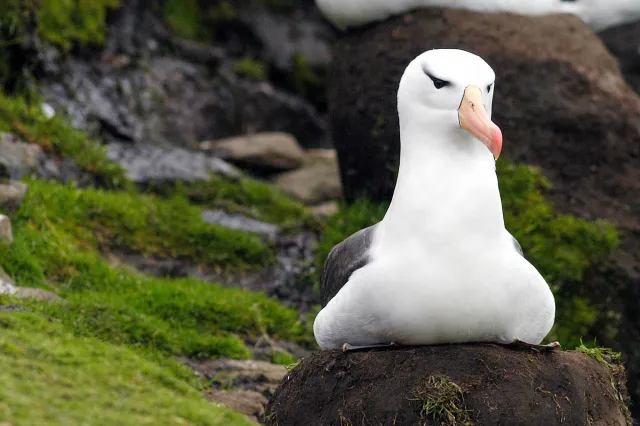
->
(106, 143, 242, 183)
(201, 132, 305, 174)
(0, 181, 29, 213)
(0, 132, 45, 179)
(599, 19, 640, 94)
(0, 269, 17, 296)
(267, 344, 631, 426)
(0, 215, 13, 244)
(204, 389, 268, 423)
(202, 210, 278, 238)
(275, 149, 342, 204)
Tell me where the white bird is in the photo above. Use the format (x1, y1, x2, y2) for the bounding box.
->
(315, 0, 640, 32)
(313, 49, 556, 351)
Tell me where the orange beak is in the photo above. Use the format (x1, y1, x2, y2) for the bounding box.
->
(458, 85, 503, 160)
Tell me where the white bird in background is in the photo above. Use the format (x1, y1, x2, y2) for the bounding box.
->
(315, 0, 640, 32)
(313, 49, 556, 352)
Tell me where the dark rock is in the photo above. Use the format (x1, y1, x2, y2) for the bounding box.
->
(267, 344, 631, 426)
(202, 210, 278, 238)
(599, 20, 640, 94)
(106, 143, 242, 183)
(328, 8, 640, 419)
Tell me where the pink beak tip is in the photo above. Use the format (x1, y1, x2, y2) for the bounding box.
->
(491, 125, 503, 159)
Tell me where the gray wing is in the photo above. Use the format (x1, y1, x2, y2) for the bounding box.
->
(509, 232, 523, 256)
(319, 224, 376, 307)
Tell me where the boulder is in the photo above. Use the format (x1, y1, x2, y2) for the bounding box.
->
(0, 215, 13, 244)
(0, 181, 28, 212)
(200, 132, 305, 173)
(204, 389, 268, 423)
(275, 149, 343, 204)
(327, 10, 640, 417)
(599, 20, 640, 94)
(0, 268, 17, 296)
(266, 344, 631, 426)
(106, 143, 242, 184)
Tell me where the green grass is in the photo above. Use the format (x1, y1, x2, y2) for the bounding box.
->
(575, 340, 622, 368)
(316, 158, 619, 349)
(0, 179, 313, 359)
(153, 177, 318, 230)
(233, 57, 267, 81)
(0, 311, 254, 426)
(412, 376, 472, 426)
(0, 93, 128, 189)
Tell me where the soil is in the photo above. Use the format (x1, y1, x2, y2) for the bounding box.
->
(266, 344, 631, 426)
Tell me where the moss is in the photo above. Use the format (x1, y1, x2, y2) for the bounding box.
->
(290, 53, 322, 98)
(412, 376, 473, 426)
(153, 176, 319, 230)
(233, 57, 267, 81)
(270, 350, 296, 365)
(0, 311, 254, 426)
(0, 179, 313, 358)
(316, 159, 619, 349)
(163, 0, 212, 41)
(208, 0, 237, 21)
(0, 0, 120, 52)
(0, 93, 128, 189)
(575, 341, 622, 368)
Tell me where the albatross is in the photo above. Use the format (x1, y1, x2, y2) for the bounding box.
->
(313, 49, 556, 351)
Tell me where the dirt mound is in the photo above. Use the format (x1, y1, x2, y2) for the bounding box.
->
(266, 344, 630, 425)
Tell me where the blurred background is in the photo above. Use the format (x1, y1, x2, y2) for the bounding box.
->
(0, 0, 638, 424)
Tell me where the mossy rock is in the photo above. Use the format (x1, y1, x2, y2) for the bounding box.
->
(266, 344, 631, 425)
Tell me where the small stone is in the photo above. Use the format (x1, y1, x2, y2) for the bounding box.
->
(201, 132, 306, 173)
(0, 268, 16, 296)
(204, 389, 268, 423)
(0, 215, 13, 244)
(275, 149, 343, 204)
(0, 132, 45, 180)
(13, 288, 63, 302)
(0, 181, 29, 213)
(201, 210, 278, 238)
(310, 201, 339, 218)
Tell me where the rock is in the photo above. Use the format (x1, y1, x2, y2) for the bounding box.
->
(310, 201, 339, 217)
(0, 215, 13, 244)
(182, 358, 287, 396)
(599, 20, 640, 94)
(106, 143, 242, 183)
(0, 181, 29, 212)
(0, 305, 26, 312)
(201, 132, 305, 173)
(0, 269, 17, 296)
(204, 389, 268, 423)
(0, 132, 45, 179)
(13, 288, 63, 303)
(267, 344, 631, 425)
(238, 2, 333, 72)
(275, 149, 343, 204)
(201, 210, 278, 238)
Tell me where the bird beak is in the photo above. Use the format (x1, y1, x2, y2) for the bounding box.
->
(458, 85, 503, 160)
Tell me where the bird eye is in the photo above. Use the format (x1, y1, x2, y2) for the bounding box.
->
(426, 73, 450, 90)
(487, 84, 493, 93)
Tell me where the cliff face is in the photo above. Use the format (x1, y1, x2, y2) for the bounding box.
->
(267, 344, 631, 426)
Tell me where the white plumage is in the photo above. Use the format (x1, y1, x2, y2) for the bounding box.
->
(315, 0, 640, 32)
(313, 49, 555, 350)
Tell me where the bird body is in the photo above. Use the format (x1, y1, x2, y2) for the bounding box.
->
(313, 49, 555, 350)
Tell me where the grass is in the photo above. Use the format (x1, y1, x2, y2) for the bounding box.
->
(0, 92, 128, 189)
(412, 376, 473, 426)
(233, 57, 267, 81)
(0, 178, 315, 359)
(0, 311, 255, 426)
(575, 340, 622, 368)
(316, 158, 619, 349)
(152, 177, 318, 230)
